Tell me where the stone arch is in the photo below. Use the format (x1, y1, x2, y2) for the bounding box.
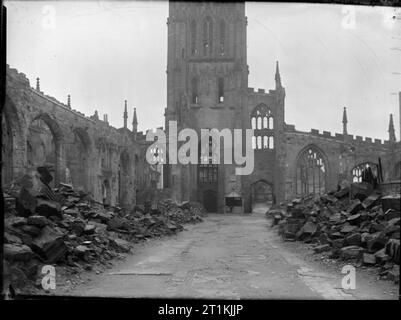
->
(66, 127, 92, 191)
(2, 95, 25, 185)
(250, 179, 274, 212)
(26, 112, 64, 186)
(351, 162, 378, 183)
(250, 104, 274, 150)
(295, 144, 329, 196)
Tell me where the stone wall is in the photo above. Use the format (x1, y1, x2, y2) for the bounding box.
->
(2, 65, 156, 210)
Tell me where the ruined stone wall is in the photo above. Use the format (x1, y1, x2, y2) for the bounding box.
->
(283, 125, 394, 201)
(3, 65, 154, 210)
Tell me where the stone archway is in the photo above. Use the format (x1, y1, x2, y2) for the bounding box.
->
(2, 95, 25, 186)
(26, 113, 63, 187)
(295, 144, 328, 197)
(66, 127, 91, 191)
(250, 180, 274, 213)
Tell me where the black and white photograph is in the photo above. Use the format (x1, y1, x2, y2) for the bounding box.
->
(1, 0, 400, 306)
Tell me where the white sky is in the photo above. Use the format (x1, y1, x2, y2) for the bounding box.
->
(5, 1, 401, 141)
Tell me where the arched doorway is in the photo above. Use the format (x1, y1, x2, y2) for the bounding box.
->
(197, 135, 218, 212)
(295, 145, 327, 196)
(251, 180, 274, 212)
(26, 114, 63, 187)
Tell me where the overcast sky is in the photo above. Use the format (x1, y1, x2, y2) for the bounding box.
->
(5, 1, 401, 141)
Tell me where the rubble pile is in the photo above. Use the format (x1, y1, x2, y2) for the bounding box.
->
(3, 169, 206, 292)
(268, 182, 400, 284)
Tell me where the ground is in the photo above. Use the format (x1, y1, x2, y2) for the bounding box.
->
(53, 213, 398, 299)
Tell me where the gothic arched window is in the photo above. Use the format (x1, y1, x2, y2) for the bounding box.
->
(190, 20, 197, 55)
(203, 17, 213, 56)
(351, 162, 378, 183)
(250, 104, 274, 150)
(219, 20, 226, 55)
(296, 146, 327, 196)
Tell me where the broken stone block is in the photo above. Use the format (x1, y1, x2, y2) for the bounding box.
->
(347, 199, 363, 215)
(332, 238, 346, 249)
(4, 244, 35, 262)
(27, 215, 49, 228)
(20, 225, 41, 237)
(350, 182, 373, 201)
(69, 219, 86, 236)
(35, 198, 62, 218)
(339, 246, 365, 260)
(334, 187, 349, 199)
(7, 216, 27, 227)
(362, 253, 376, 265)
(107, 217, 130, 231)
(110, 238, 130, 253)
(62, 208, 79, 217)
(296, 221, 317, 240)
(87, 221, 108, 235)
(346, 233, 362, 246)
(367, 234, 388, 252)
(381, 195, 401, 213)
(314, 244, 331, 253)
(16, 188, 37, 217)
(31, 225, 67, 263)
(329, 213, 342, 224)
(385, 239, 400, 263)
(362, 193, 381, 209)
(384, 209, 400, 221)
(74, 245, 90, 261)
(340, 224, 357, 234)
(84, 224, 96, 235)
(318, 232, 331, 245)
(374, 248, 390, 264)
(347, 213, 362, 225)
(4, 232, 23, 244)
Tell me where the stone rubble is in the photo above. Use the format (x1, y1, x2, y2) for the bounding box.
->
(3, 169, 206, 294)
(268, 182, 400, 284)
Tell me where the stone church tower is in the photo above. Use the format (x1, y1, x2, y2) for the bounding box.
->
(164, 2, 285, 212)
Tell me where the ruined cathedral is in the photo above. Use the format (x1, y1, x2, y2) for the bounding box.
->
(2, 2, 400, 214)
(162, 2, 401, 212)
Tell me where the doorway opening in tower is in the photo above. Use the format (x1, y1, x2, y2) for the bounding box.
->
(251, 180, 274, 213)
(197, 136, 218, 212)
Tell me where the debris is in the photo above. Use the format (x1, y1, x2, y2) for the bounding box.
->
(267, 184, 399, 282)
(3, 180, 206, 292)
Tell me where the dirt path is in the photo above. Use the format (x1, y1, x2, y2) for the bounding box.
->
(55, 213, 398, 299)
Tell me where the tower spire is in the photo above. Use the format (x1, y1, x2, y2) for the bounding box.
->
(123, 100, 128, 129)
(132, 107, 138, 133)
(275, 61, 282, 89)
(36, 77, 40, 91)
(342, 107, 348, 135)
(389, 113, 396, 142)
(67, 95, 71, 108)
